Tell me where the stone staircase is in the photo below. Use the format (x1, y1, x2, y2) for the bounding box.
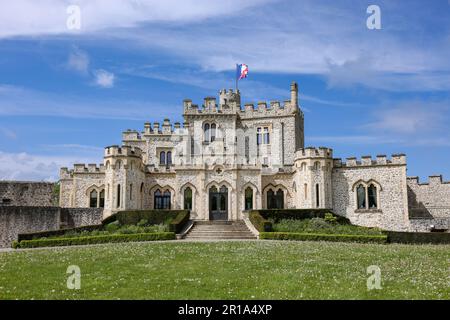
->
(183, 220, 257, 240)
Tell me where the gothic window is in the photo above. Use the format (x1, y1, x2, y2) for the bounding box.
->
(304, 183, 308, 200)
(245, 136, 249, 163)
(116, 184, 121, 208)
(159, 151, 166, 165)
(316, 184, 320, 208)
(167, 151, 172, 165)
(154, 189, 171, 209)
(89, 190, 98, 208)
(245, 187, 253, 210)
(357, 184, 366, 209)
(184, 187, 192, 210)
(368, 184, 378, 209)
(99, 190, 105, 208)
(267, 189, 284, 209)
(116, 160, 121, 169)
(314, 161, 320, 170)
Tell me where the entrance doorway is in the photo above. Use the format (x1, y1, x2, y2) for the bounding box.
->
(209, 185, 228, 220)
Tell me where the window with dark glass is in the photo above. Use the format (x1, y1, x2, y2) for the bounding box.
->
(116, 184, 121, 208)
(357, 184, 366, 209)
(89, 190, 97, 208)
(267, 189, 284, 209)
(99, 190, 105, 208)
(316, 184, 320, 208)
(257, 127, 262, 145)
(210, 124, 216, 142)
(166, 151, 172, 165)
(155, 189, 171, 209)
(368, 184, 377, 208)
(159, 151, 166, 165)
(184, 187, 192, 210)
(204, 123, 210, 142)
(245, 187, 253, 210)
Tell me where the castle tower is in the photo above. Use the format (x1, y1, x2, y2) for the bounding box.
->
(219, 88, 241, 110)
(103, 145, 145, 217)
(294, 147, 333, 209)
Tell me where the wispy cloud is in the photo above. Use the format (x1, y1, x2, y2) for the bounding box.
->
(0, 150, 98, 181)
(93, 69, 115, 88)
(67, 46, 90, 73)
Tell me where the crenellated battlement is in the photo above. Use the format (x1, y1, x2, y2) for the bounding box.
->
(60, 163, 105, 177)
(295, 147, 333, 159)
(104, 145, 143, 158)
(407, 175, 450, 186)
(333, 154, 406, 168)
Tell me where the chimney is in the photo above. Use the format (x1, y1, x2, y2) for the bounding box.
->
(290, 81, 298, 107)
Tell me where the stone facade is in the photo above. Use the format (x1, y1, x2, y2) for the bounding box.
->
(58, 82, 450, 232)
(0, 181, 57, 206)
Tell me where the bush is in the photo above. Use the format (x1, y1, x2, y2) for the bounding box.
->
(249, 211, 272, 232)
(169, 211, 190, 233)
(102, 210, 188, 226)
(253, 209, 350, 224)
(14, 232, 176, 249)
(137, 219, 148, 227)
(260, 232, 387, 243)
(386, 231, 450, 244)
(324, 212, 338, 224)
(104, 221, 120, 233)
(270, 218, 383, 235)
(18, 224, 102, 241)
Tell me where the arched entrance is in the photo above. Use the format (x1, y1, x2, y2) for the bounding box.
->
(209, 185, 228, 220)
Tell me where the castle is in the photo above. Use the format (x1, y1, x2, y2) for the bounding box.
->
(59, 82, 450, 232)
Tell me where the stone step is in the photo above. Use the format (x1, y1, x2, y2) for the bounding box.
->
(184, 220, 256, 240)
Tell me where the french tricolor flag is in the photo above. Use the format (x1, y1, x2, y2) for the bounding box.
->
(236, 64, 248, 81)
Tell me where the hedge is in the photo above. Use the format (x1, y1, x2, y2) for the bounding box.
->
(102, 210, 189, 227)
(169, 210, 190, 233)
(386, 231, 450, 244)
(13, 232, 176, 249)
(249, 211, 272, 232)
(18, 224, 102, 241)
(259, 232, 387, 243)
(251, 209, 350, 224)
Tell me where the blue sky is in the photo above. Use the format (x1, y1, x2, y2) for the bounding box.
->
(0, 0, 449, 181)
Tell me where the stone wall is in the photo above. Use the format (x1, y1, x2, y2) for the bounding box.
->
(331, 155, 409, 231)
(0, 206, 104, 248)
(0, 181, 56, 206)
(407, 175, 450, 232)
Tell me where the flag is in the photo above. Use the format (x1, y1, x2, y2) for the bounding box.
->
(236, 64, 248, 81)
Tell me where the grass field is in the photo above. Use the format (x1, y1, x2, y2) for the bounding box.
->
(0, 241, 448, 299)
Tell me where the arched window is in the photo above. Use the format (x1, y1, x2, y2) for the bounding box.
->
(245, 187, 253, 210)
(304, 183, 308, 200)
(89, 190, 98, 208)
(314, 161, 320, 170)
(166, 151, 172, 165)
(99, 190, 105, 208)
(159, 151, 166, 165)
(256, 127, 262, 145)
(210, 124, 216, 142)
(204, 123, 210, 142)
(315, 184, 320, 208)
(368, 184, 378, 208)
(116, 160, 121, 169)
(154, 189, 171, 209)
(267, 189, 284, 209)
(116, 184, 121, 208)
(184, 187, 192, 210)
(276, 189, 284, 209)
(357, 184, 366, 209)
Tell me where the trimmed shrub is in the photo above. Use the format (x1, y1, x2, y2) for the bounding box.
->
(386, 231, 450, 244)
(104, 220, 120, 233)
(15, 232, 176, 249)
(249, 211, 272, 232)
(102, 210, 189, 226)
(169, 210, 190, 233)
(254, 209, 350, 224)
(18, 224, 102, 241)
(260, 232, 387, 243)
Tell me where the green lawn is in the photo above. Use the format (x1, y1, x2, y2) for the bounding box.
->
(0, 241, 448, 299)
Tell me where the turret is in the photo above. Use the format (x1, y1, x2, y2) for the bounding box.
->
(290, 81, 298, 107)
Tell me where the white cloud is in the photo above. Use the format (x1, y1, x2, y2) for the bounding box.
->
(93, 69, 115, 88)
(0, 151, 98, 181)
(0, 0, 272, 38)
(67, 47, 90, 73)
